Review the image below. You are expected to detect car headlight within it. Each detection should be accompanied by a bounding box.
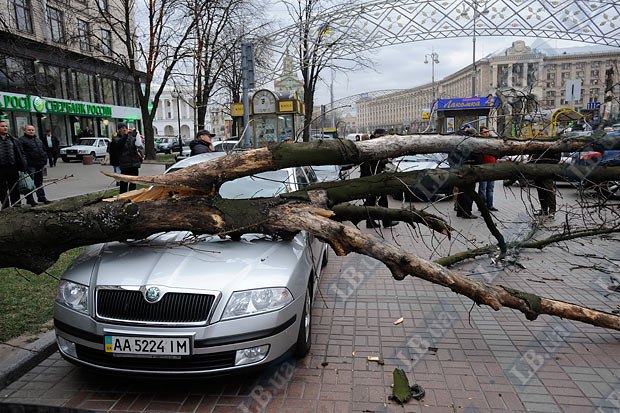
[78,149,89,154]
[56,280,89,314]
[60,148,66,154]
[222,288,292,320]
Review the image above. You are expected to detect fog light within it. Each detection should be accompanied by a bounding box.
[57,336,77,358]
[235,345,270,366]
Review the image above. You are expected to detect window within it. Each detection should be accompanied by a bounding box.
[590,88,600,96]
[546,81,555,88]
[545,64,556,71]
[591,70,600,78]
[546,91,556,98]
[77,19,90,51]
[561,72,570,80]
[576,71,584,78]
[101,29,112,56]
[47,7,65,43]
[546,73,555,81]
[166,100,172,118]
[592,79,599,85]
[576,62,585,69]
[592,61,600,68]
[561,63,571,70]
[75,71,91,101]
[14,0,33,33]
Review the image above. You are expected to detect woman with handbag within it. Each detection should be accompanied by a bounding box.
[0,120,28,209]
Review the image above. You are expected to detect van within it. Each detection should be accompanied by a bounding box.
[345,133,362,141]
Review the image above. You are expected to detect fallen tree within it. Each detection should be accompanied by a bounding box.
[3,134,620,331]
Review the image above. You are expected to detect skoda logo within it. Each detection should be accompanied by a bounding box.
[32,97,45,112]
[145,287,161,303]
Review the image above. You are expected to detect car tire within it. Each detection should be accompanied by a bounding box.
[90,151,96,159]
[294,285,312,358]
[61,156,69,163]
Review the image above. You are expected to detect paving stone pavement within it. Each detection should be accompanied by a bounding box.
[1,176,619,412]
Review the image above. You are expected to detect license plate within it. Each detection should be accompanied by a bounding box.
[104,336,191,355]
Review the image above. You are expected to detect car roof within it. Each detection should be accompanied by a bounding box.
[166,152,226,171]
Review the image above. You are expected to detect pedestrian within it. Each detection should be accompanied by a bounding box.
[0,120,27,209]
[450,126,482,219]
[477,126,498,211]
[189,130,216,155]
[108,131,122,186]
[19,125,51,206]
[43,130,60,167]
[115,123,144,194]
[530,149,561,216]
[360,128,398,229]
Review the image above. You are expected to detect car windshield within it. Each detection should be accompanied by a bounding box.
[219,170,289,199]
[79,139,96,146]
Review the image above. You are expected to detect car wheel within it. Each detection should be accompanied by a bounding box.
[61,156,69,163]
[90,152,96,158]
[294,284,312,358]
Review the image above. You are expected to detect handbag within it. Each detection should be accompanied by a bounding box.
[18,171,35,195]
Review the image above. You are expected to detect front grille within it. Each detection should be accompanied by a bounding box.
[67,150,77,155]
[97,289,215,323]
[75,344,236,371]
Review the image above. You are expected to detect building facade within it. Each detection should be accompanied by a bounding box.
[152,86,195,140]
[357,41,620,133]
[0,0,142,145]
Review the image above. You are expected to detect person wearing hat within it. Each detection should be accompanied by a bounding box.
[189,130,216,156]
[113,122,144,194]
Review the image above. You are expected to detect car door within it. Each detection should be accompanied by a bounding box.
[295,166,324,271]
[96,139,108,156]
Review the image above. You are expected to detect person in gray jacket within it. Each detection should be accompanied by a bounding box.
[19,125,50,206]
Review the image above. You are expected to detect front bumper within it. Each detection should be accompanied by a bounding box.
[53,299,302,375]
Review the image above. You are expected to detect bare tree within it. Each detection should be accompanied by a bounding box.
[280,0,371,141]
[91,0,200,159]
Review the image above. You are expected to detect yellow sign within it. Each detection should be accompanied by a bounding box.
[231,103,244,117]
[421,111,430,119]
[278,101,294,112]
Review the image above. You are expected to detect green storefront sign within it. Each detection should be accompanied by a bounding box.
[0,92,114,118]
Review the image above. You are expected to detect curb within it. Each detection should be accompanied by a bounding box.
[0,331,58,390]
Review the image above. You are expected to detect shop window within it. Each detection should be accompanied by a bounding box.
[76,71,91,101]
[48,7,65,43]
[45,65,61,99]
[5,56,34,94]
[13,0,33,33]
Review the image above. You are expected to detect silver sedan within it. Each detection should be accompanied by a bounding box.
[54,153,328,375]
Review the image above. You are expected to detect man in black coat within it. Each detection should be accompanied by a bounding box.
[0,120,27,208]
[189,130,216,155]
[360,128,398,229]
[43,130,60,167]
[530,150,561,216]
[19,125,50,206]
[114,123,144,194]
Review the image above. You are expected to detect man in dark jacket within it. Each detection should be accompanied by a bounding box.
[189,130,216,155]
[19,125,50,206]
[115,123,144,194]
[0,120,27,208]
[43,130,60,167]
[530,150,561,216]
[360,128,398,229]
[451,127,483,219]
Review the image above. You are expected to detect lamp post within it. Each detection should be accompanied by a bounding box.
[171,89,183,155]
[424,49,439,132]
[462,0,488,97]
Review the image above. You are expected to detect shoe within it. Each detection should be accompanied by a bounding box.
[489,207,499,211]
[365,220,381,228]
[383,221,399,228]
[27,201,38,206]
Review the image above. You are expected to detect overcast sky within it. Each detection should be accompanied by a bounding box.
[263,2,614,106]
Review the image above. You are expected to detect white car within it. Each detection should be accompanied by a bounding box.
[60,138,110,162]
[53,153,329,375]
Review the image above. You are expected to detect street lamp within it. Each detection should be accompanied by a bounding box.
[171,89,183,154]
[461,0,488,96]
[424,49,439,131]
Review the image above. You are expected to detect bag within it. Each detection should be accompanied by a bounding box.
[18,172,35,195]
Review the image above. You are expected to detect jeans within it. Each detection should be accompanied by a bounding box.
[0,166,20,208]
[25,165,47,203]
[478,181,495,208]
[119,166,139,194]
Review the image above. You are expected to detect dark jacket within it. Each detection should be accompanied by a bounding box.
[43,134,60,155]
[0,134,27,171]
[189,139,214,156]
[19,135,48,167]
[108,135,123,167]
[116,133,144,169]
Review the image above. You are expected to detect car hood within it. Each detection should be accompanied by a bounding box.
[62,145,94,151]
[64,232,309,292]
[396,161,439,171]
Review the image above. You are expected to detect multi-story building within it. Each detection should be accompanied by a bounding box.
[0,0,142,145]
[357,40,620,133]
[152,86,195,140]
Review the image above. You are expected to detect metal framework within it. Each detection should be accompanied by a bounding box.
[267,0,620,72]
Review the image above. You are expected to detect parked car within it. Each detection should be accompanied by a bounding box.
[312,164,342,182]
[177,139,240,160]
[54,152,328,375]
[386,153,452,201]
[155,137,176,154]
[60,138,110,162]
